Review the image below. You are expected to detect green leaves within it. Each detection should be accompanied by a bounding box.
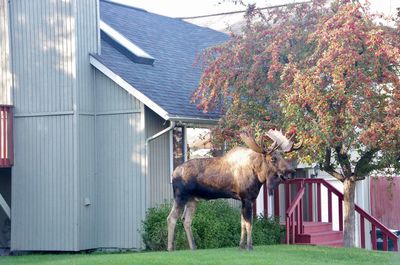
[141,201,281,250]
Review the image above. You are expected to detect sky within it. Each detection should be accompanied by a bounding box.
[112,0,399,18]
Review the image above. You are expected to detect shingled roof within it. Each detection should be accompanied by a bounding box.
[91,0,228,123]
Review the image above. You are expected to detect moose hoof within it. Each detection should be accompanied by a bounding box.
[246,245,253,251]
[239,243,246,250]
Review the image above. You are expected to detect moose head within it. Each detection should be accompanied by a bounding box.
[240,129,303,194]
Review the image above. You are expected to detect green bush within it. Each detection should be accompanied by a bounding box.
[141,200,283,251]
[252,214,283,245]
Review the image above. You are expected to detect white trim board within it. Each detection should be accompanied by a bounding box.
[90,56,170,120]
[100,20,154,62]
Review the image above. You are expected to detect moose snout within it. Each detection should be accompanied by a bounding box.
[278,173,286,181]
[285,168,297,179]
[278,169,296,181]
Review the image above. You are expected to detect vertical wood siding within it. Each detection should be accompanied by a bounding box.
[10,0,77,251]
[78,115,96,249]
[95,70,141,113]
[370,177,400,229]
[0,0,11,104]
[95,70,145,249]
[145,107,173,207]
[10,0,75,114]
[10,0,99,251]
[75,0,98,250]
[12,115,76,250]
[76,0,98,112]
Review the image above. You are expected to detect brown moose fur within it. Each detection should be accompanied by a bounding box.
[167,145,296,251]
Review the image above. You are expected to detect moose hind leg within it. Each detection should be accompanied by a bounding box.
[167,201,183,251]
[242,200,253,250]
[183,199,197,250]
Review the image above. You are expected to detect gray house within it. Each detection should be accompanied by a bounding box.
[0,0,227,251]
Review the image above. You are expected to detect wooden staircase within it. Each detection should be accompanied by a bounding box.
[282,178,398,251]
[296,222,343,247]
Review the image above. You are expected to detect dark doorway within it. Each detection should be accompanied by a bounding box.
[0,168,11,249]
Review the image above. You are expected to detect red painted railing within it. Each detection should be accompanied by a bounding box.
[0,105,13,167]
[286,184,305,244]
[275,178,398,251]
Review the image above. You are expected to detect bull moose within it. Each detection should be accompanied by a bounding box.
[167,129,302,251]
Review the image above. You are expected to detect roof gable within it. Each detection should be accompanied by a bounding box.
[94,0,228,123]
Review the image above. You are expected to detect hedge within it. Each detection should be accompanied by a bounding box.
[142,200,283,251]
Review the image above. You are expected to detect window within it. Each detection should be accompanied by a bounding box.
[172,126,185,170]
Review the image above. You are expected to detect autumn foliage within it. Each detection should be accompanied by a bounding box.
[193,0,400,176]
[193,0,400,247]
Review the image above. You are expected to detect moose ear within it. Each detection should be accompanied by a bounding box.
[240,132,264,154]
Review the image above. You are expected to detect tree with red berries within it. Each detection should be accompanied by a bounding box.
[193,0,400,247]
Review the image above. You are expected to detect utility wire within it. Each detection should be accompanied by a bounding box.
[177,1,311,19]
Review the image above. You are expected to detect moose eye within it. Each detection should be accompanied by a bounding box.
[271,157,277,163]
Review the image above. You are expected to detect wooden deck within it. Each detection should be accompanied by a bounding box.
[0,105,13,168]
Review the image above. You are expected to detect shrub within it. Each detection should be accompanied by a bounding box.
[191,200,241,249]
[142,200,283,251]
[141,202,184,251]
[252,214,283,245]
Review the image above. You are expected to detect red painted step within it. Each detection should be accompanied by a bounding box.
[318,239,344,247]
[297,230,343,244]
[295,221,344,246]
[302,222,332,234]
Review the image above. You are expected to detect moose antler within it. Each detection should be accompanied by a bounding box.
[265,129,303,153]
[240,132,264,154]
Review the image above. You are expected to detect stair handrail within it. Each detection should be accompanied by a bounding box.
[283,178,398,251]
[319,178,399,251]
[285,184,305,244]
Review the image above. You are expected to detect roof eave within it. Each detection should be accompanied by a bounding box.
[169,116,219,127]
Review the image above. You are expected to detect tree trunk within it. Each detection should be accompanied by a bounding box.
[343,178,356,247]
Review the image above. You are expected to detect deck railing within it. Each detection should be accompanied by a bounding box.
[0,105,13,167]
[285,184,305,244]
[274,178,398,251]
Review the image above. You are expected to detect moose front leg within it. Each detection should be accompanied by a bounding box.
[240,200,253,250]
[239,214,246,249]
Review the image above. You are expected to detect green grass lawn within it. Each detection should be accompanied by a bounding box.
[2,245,399,265]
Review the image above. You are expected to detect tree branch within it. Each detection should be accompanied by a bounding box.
[335,145,352,178]
[322,148,345,181]
[354,149,379,178]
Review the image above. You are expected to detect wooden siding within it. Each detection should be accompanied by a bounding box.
[0,0,11,105]
[10,0,76,114]
[95,70,141,113]
[370,177,400,229]
[77,0,98,112]
[78,115,96,250]
[145,107,173,207]
[75,0,98,250]
[12,115,76,251]
[10,0,99,251]
[94,69,145,249]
